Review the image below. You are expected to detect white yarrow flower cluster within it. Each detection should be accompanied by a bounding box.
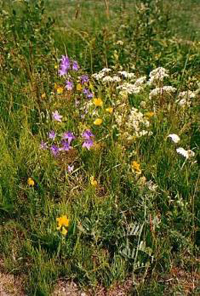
[92,68,112,80]
[176,90,196,107]
[118,71,135,79]
[149,67,169,85]
[149,86,176,99]
[167,134,180,143]
[176,148,195,159]
[117,76,146,96]
[115,107,152,141]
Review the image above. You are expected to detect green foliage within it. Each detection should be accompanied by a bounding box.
[0,0,199,295]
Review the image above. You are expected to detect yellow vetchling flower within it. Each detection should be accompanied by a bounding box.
[132,161,142,175]
[56,215,69,236]
[90,176,98,187]
[105,107,113,114]
[56,86,64,95]
[41,93,46,99]
[27,177,35,186]
[93,118,103,125]
[145,112,154,118]
[93,98,103,107]
[76,83,82,91]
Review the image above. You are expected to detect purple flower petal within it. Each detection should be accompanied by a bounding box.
[65,80,74,91]
[62,131,75,145]
[48,131,56,140]
[82,129,94,140]
[72,61,79,71]
[80,75,89,84]
[50,145,59,156]
[40,141,48,150]
[60,140,70,151]
[82,139,94,150]
[52,110,62,122]
[67,165,74,173]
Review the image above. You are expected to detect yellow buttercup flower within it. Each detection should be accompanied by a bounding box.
[56,215,69,236]
[56,86,64,95]
[145,112,154,118]
[41,93,46,99]
[93,118,103,125]
[105,107,113,114]
[93,98,103,107]
[90,176,98,187]
[61,227,68,236]
[76,83,82,91]
[132,161,142,175]
[27,177,35,186]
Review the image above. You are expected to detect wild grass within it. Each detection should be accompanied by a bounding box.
[0,0,200,295]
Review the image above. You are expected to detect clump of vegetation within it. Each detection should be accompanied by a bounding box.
[0,0,199,295]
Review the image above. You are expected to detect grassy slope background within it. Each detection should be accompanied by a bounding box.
[0,0,200,295]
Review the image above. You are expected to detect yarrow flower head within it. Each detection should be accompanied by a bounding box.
[52,110,62,122]
[167,134,180,144]
[176,148,195,159]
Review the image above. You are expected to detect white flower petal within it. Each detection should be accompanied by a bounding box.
[168,134,180,143]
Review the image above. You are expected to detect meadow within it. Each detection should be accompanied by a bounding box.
[0,0,200,295]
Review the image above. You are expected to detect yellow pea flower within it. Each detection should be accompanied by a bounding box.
[41,93,46,99]
[145,112,154,118]
[105,107,113,114]
[56,215,69,236]
[93,98,103,107]
[57,87,64,95]
[27,178,35,187]
[93,118,103,126]
[132,161,142,175]
[90,176,98,187]
[76,83,82,91]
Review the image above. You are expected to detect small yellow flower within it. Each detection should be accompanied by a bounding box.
[54,65,58,69]
[93,98,103,107]
[89,83,94,91]
[56,87,64,95]
[61,227,68,236]
[105,107,113,114]
[56,215,69,236]
[76,83,82,91]
[90,176,98,187]
[145,112,154,118]
[41,93,46,99]
[27,177,35,187]
[93,118,103,126]
[132,161,142,175]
